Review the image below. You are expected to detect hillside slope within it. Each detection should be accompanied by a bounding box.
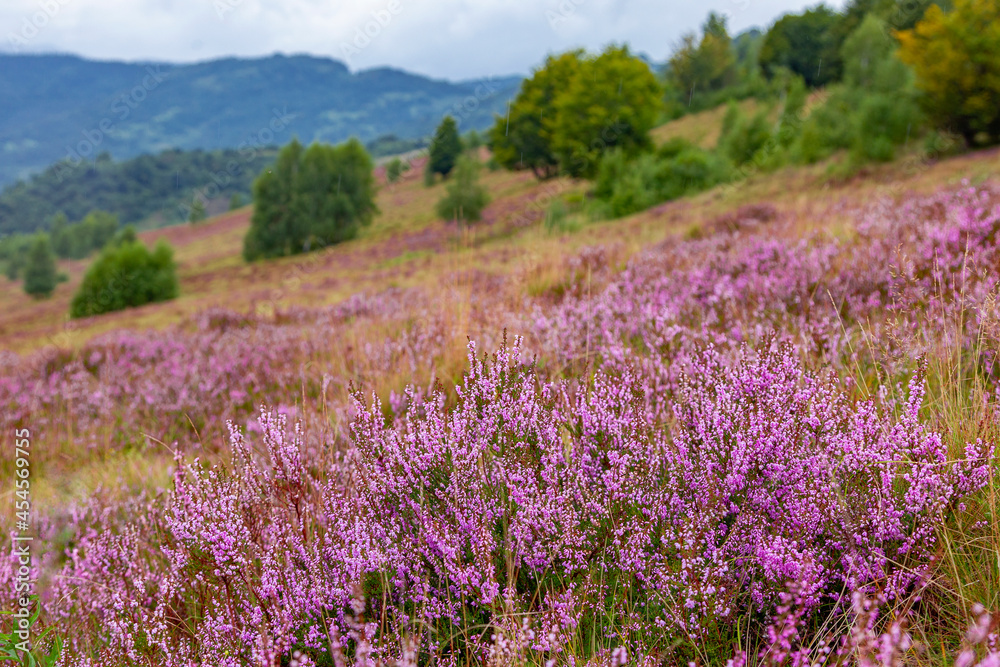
[0,52,521,187]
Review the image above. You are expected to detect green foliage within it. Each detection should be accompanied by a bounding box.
[489,51,583,180]
[112,225,138,246]
[0,234,32,280]
[842,15,905,91]
[70,239,179,318]
[759,6,841,87]
[897,0,1000,145]
[188,199,207,224]
[718,108,774,165]
[385,158,405,184]
[850,93,921,162]
[435,155,490,223]
[463,130,482,151]
[0,147,278,236]
[594,145,731,217]
[50,210,119,260]
[243,138,377,262]
[428,116,462,178]
[23,234,57,299]
[229,193,243,210]
[0,597,62,666]
[775,76,808,148]
[796,87,858,162]
[668,13,737,101]
[552,45,663,178]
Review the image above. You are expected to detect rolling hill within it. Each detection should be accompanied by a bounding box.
[0,52,521,188]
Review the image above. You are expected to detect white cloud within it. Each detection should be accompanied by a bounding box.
[1,0,845,79]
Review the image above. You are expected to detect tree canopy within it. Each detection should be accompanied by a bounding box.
[23,235,57,299]
[243,138,378,261]
[551,45,663,178]
[428,117,463,179]
[489,51,583,180]
[759,6,842,87]
[897,0,1000,145]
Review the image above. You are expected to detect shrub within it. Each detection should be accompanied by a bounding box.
[243,138,377,261]
[70,239,179,318]
[22,235,57,299]
[385,157,404,184]
[851,93,922,163]
[435,155,490,223]
[595,146,731,217]
[719,109,773,165]
[793,87,858,163]
[50,210,119,260]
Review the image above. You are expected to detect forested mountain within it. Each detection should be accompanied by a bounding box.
[0,52,520,188]
[0,148,280,234]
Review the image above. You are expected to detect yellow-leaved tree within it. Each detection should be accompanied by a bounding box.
[896,0,1000,146]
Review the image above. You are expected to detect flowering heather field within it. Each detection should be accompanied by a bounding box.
[2,176,1000,665]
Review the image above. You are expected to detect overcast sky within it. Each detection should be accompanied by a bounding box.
[2,0,842,81]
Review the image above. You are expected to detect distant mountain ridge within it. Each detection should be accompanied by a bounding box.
[0,52,522,188]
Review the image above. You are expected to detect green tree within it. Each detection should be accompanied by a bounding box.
[464,130,482,152]
[759,6,841,87]
[112,225,138,246]
[23,235,57,299]
[842,15,912,92]
[897,0,1000,146]
[385,157,404,184]
[229,193,243,210]
[49,212,70,257]
[245,139,303,260]
[669,12,737,101]
[243,138,377,261]
[552,45,663,178]
[489,50,583,179]
[435,155,490,223]
[718,107,773,165]
[188,198,207,223]
[71,210,119,258]
[428,116,462,178]
[0,235,32,280]
[70,239,179,318]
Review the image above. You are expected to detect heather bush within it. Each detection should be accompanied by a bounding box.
[3,182,1000,666]
[37,339,993,665]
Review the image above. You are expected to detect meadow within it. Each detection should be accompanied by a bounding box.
[2,108,1000,665]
